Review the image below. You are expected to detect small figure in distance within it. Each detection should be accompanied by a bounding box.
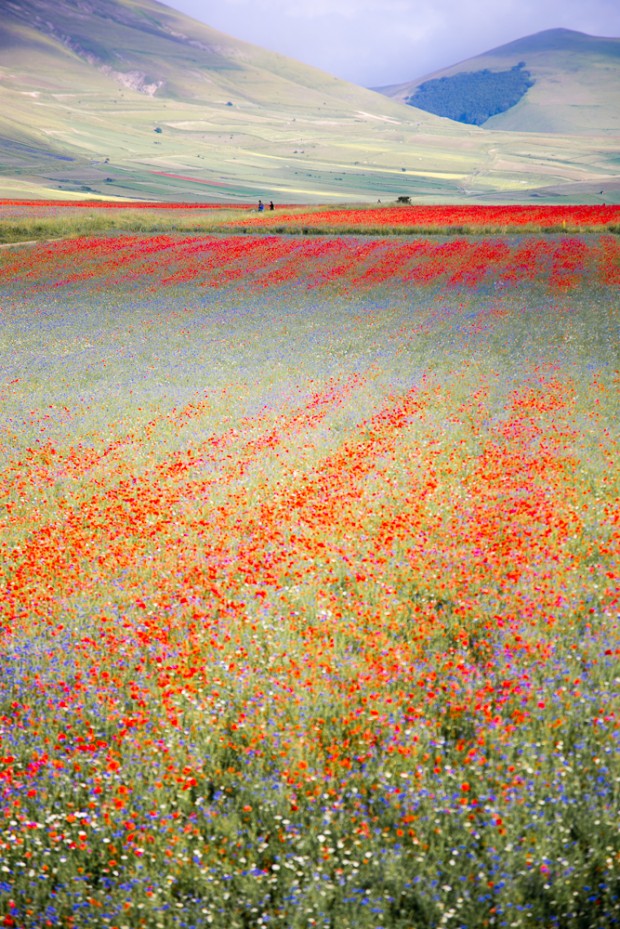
[269,201,275,210]
[258,200,264,212]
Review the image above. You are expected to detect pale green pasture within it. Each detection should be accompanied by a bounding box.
[2,22,620,203]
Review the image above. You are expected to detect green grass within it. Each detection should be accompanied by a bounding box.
[0,210,237,243]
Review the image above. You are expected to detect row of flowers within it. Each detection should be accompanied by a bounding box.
[1,234,618,291]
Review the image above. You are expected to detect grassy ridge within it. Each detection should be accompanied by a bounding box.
[379,29,620,136]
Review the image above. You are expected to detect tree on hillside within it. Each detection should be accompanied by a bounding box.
[406,63,534,125]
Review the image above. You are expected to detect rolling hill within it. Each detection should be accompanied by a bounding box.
[377,29,620,136]
[0,4,619,202]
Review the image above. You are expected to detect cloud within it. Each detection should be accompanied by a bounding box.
[170,0,620,85]
[215,0,413,15]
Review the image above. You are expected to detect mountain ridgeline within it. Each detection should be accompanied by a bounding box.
[406,63,535,126]
[378,29,620,135]
[0,4,618,202]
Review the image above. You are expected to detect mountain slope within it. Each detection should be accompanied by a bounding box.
[377,29,620,135]
[0,5,618,202]
[0,0,478,200]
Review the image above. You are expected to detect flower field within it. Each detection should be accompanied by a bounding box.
[232,205,620,235]
[1,203,618,244]
[0,230,619,928]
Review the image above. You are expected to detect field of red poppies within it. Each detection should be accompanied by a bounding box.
[1,202,618,243]
[0,223,619,928]
[232,204,620,234]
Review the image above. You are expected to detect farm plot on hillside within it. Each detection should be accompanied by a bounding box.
[0,233,619,928]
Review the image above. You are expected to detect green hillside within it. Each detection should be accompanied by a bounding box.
[378,29,620,136]
[0,7,618,202]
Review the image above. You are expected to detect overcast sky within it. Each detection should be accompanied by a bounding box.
[164,0,620,86]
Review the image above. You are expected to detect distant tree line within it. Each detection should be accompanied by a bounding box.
[406,62,535,125]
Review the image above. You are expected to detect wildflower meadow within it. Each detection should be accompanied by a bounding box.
[0,213,619,928]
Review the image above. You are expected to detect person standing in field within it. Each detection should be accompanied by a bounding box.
[258,200,264,212]
[269,201,275,210]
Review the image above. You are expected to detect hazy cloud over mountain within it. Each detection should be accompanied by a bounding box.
[167,0,620,85]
